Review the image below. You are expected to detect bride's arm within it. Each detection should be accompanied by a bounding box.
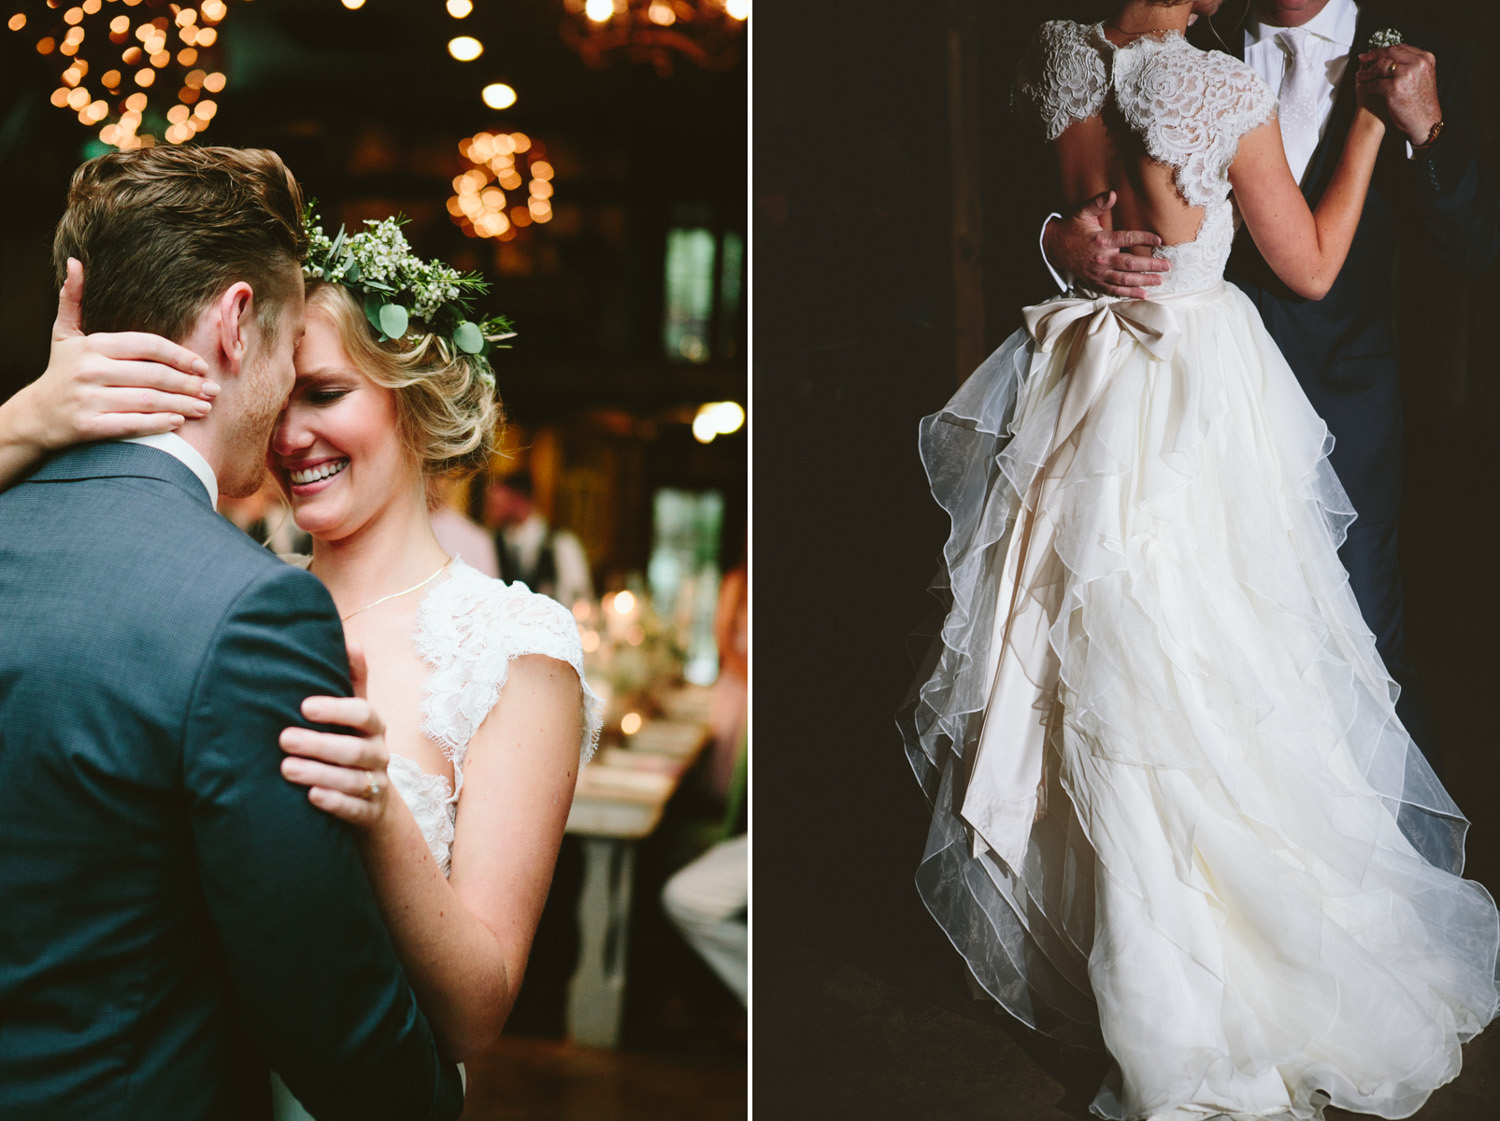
[0,259,216,488]
[283,654,582,1061]
[1230,101,1387,300]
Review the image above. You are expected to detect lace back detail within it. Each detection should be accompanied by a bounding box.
[1015,21,1277,297]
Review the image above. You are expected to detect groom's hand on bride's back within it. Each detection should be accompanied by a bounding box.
[31,256,219,446]
[1043,191,1172,299]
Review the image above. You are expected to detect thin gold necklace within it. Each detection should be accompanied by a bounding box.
[339,557,454,622]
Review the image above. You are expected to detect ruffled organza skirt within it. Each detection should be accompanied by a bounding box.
[899,283,1499,1120]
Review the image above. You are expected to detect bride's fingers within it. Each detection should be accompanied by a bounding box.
[301,694,383,737]
[52,258,84,342]
[93,384,213,420]
[279,725,386,769]
[89,331,210,379]
[280,755,385,795]
[306,785,384,827]
[80,411,187,440]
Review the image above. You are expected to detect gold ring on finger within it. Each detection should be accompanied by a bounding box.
[1388,62,1397,77]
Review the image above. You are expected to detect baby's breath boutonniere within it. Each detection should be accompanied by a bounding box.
[1367,28,1404,49]
[302,204,514,389]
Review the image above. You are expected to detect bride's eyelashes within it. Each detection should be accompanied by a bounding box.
[309,387,351,406]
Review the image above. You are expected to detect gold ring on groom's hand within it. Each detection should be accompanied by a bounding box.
[1388,62,1398,77]
[360,771,383,800]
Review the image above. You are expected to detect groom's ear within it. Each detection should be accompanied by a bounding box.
[210,282,256,376]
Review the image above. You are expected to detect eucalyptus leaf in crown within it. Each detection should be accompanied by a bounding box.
[302,206,514,389]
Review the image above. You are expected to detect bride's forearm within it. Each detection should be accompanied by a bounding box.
[0,386,52,490]
[356,794,518,1062]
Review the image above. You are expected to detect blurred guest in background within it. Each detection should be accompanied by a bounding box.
[706,553,748,800]
[485,470,594,606]
[219,478,312,556]
[431,480,500,578]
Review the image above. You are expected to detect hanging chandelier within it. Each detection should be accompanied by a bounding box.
[559,0,747,76]
[448,131,555,242]
[8,0,245,150]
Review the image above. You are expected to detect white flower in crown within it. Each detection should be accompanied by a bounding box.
[301,204,514,393]
[1367,28,1404,48]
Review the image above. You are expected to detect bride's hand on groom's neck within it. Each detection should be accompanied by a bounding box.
[0,258,219,487]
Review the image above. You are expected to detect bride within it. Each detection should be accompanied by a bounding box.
[900,0,1498,1117]
[0,214,602,1115]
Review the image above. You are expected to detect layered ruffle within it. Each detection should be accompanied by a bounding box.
[899,284,1499,1120]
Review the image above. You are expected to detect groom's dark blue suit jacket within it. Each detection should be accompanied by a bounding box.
[0,442,463,1121]
[1212,3,1500,529]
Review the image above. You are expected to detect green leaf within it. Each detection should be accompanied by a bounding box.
[379,302,409,339]
[453,320,484,354]
[344,259,361,283]
[364,292,385,332]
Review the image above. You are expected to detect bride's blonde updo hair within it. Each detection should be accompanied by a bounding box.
[306,278,503,488]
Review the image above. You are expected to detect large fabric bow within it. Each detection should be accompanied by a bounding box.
[958,292,1188,872]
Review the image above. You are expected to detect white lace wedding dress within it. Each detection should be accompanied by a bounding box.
[901,21,1499,1121]
[272,556,602,1120]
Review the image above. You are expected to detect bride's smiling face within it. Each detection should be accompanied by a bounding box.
[269,310,420,540]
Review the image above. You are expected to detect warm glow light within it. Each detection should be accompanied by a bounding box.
[510,131,530,153]
[585,0,613,22]
[194,99,217,120]
[8,12,24,32]
[341,0,366,8]
[481,82,516,110]
[125,92,147,111]
[195,26,217,46]
[109,15,128,33]
[647,1,675,26]
[135,68,155,87]
[446,0,472,16]
[63,8,84,27]
[204,71,226,92]
[185,69,206,89]
[177,47,197,65]
[86,99,108,121]
[176,8,198,26]
[122,46,142,64]
[620,712,642,735]
[101,69,120,87]
[572,601,593,622]
[82,0,102,14]
[581,630,601,653]
[530,180,553,199]
[66,87,89,110]
[530,160,553,180]
[725,0,749,17]
[167,104,189,124]
[693,400,745,442]
[448,35,482,61]
[201,0,227,20]
[613,590,636,614]
[150,50,169,67]
[50,87,70,107]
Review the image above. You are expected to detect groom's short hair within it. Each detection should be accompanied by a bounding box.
[52,146,308,344]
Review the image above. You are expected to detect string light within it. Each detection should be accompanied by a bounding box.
[450,131,557,242]
[448,35,482,61]
[9,1,246,148]
[446,0,473,16]
[481,82,516,110]
[561,0,746,74]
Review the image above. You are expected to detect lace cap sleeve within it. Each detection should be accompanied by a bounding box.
[416,564,603,767]
[1014,20,1108,142]
[1113,42,1279,207]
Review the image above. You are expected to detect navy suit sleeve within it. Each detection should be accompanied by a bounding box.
[1388,34,1500,275]
[183,564,463,1121]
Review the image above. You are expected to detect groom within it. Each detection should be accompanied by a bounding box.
[1041,0,1500,761]
[0,148,462,1120]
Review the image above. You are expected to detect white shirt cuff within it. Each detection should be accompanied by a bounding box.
[1039,212,1073,294]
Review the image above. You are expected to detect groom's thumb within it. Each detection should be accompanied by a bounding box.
[1077,190,1116,223]
[345,636,369,700]
[52,257,84,342]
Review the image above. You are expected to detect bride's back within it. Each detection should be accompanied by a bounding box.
[1016,20,1277,291]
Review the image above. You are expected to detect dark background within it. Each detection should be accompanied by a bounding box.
[753,1,1500,1116]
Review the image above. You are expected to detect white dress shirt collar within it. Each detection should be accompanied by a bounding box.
[122,432,219,507]
[1246,0,1358,53]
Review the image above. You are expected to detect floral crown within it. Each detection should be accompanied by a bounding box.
[302,206,514,390]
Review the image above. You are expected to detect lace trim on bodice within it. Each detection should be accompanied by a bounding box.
[1015,21,1277,297]
[282,554,602,875]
